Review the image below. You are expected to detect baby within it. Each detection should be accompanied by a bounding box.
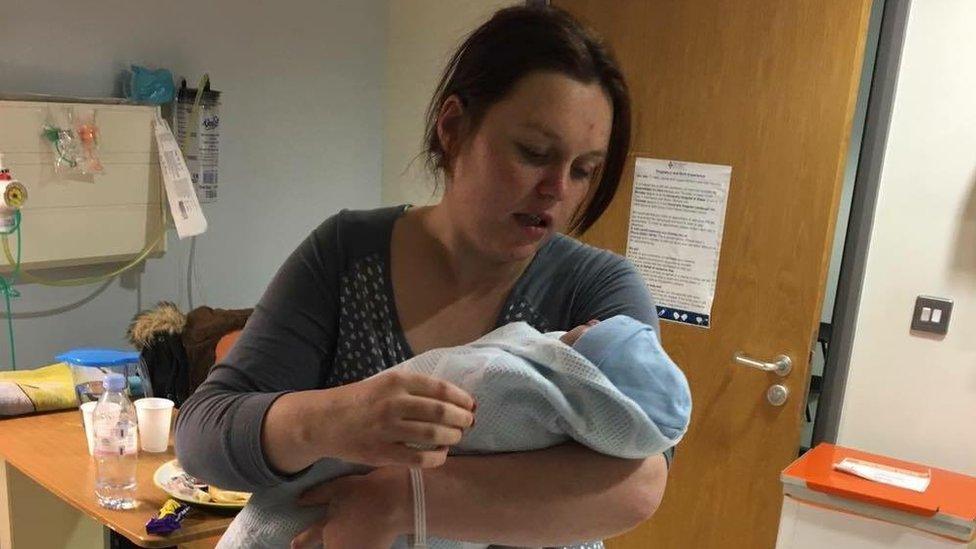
[217,315,691,548]
[556,315,691,450]
[407,314,692,459]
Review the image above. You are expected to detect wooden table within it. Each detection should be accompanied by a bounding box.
[0,410,233,548]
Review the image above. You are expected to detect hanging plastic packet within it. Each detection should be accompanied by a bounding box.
[42,107,83,174]
[75,108,103,174]
[173,79,220,203]
[41,107,103,175]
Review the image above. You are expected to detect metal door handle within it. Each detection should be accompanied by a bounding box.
[733,352,792,377]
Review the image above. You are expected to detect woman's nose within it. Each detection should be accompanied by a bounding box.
[536,165,570,200]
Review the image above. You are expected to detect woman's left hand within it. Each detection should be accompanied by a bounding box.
[291,468,410,549]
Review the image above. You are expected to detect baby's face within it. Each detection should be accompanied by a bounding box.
[559,319,600,346]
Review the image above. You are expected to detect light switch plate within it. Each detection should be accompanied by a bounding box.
[911,296,953,335]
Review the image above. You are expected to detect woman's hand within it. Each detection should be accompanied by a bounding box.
[310,369,476,468]
[263,368,476,476]
[290,467,410,549]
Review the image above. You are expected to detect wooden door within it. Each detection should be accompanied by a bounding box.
[554,1,874,548]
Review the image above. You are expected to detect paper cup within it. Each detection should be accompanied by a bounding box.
[80,401,98,456]
[134,397,174,453]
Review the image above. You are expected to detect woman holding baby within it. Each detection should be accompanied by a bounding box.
[177,6,672,548]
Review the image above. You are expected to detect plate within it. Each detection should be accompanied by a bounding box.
[152,459,250,510]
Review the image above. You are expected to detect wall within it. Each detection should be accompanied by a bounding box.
[837,0,976,475]
[382,0,515,207]
[0,0,385,368]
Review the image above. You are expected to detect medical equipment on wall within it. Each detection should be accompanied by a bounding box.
[0,137,163,369]
[0,98,169,370]
[41,106,103,175]
[0,72,217,371]
[0,154,24,369]
[174,76,220,203]
[0,155,27,233]
[0,100,166,287]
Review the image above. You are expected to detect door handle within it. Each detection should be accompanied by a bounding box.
[733,352,792,377]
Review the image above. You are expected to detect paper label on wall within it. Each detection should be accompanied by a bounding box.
[153,114,208,239]
[626,158,731,328]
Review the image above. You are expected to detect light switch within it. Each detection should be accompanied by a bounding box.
[911,296,953,335]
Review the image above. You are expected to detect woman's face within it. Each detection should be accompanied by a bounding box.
[439,71,613,263]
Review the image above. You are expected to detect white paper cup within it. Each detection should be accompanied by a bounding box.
[80,401,98,456]
[134,397,174,453]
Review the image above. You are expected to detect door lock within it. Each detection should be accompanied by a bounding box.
[767,384,789,406]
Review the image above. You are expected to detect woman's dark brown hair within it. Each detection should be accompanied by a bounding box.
[423,5,631,235]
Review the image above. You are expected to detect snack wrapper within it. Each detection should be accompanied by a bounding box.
[146,498,190,535]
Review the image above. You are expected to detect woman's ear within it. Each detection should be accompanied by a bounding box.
[435,95,466,171]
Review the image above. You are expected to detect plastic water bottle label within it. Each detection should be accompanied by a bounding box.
[94,402,138,456]
[95,421,138,456]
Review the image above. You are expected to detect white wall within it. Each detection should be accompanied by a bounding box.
[837,0,976,475]
[382,0,515,207]
[1,0,385,368]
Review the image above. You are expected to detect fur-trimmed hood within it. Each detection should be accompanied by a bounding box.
[126,301,186,350]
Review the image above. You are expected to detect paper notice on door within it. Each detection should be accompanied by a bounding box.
[625,158,731,328]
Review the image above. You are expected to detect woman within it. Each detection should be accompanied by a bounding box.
[176,6,669,548]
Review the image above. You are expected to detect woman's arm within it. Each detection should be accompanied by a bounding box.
[297,444,667,547]
[175,216,343,490]
[260,389,329,474]
[263,369,475,475]
[421,444,667,544]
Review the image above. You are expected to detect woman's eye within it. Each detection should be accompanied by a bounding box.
[571,165,596,181]
[518,144,549,164]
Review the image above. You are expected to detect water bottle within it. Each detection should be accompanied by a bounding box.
[93,373,139,509]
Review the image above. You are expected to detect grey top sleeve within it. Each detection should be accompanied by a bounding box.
[175,214,343,490]
[526,235,660,333]
[570,253,660,334]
